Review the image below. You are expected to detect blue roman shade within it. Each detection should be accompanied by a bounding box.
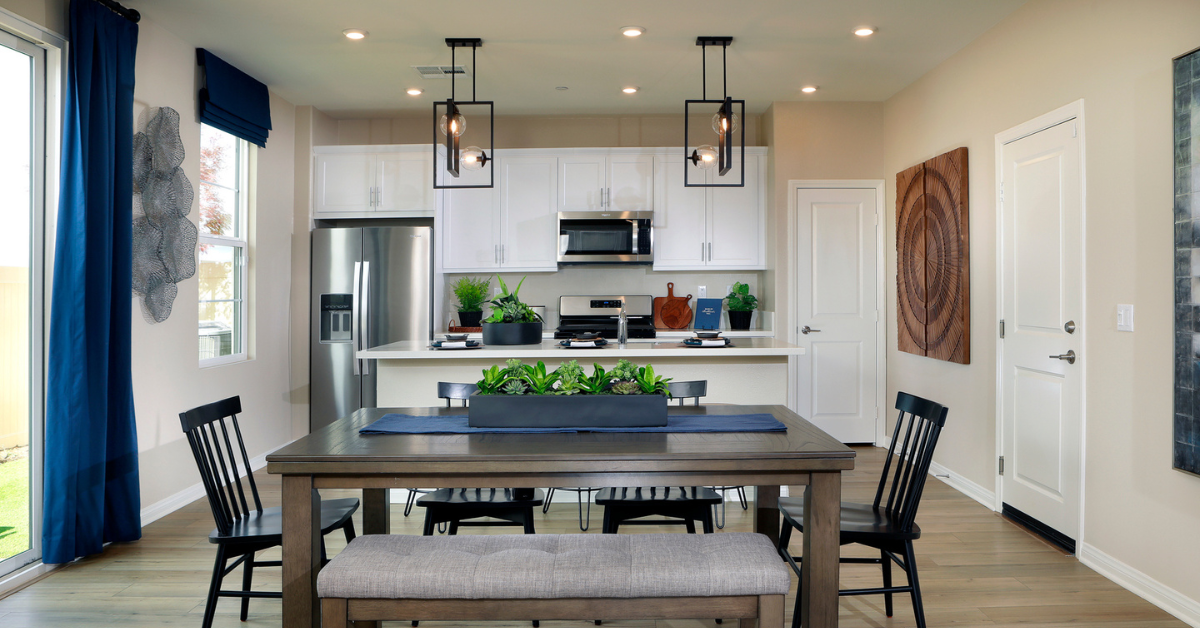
[196,48,271,147]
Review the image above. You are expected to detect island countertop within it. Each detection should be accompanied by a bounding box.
[358,337,804,359]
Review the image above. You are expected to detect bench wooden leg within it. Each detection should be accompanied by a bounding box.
[758,594,784,628]
[322,597,348,628]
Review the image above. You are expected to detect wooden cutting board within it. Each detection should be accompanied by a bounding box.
[654,282,693,329]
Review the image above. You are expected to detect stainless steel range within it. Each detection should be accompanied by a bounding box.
[554,295,657,339]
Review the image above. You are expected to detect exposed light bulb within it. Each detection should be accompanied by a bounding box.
[801,86,818,94]
[854,27,875,37]
[342,29,368,40]
[621,26,645,37]
[439,112,467,137]
[461,146,488,171]
[406,88,423,96]
[712,111,739,134]
[622,86,639,94]
[691,145,719,169]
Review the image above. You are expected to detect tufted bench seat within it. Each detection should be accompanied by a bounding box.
[317,532,791,628]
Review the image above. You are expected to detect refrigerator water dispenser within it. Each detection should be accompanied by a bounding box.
[320,294,353,343]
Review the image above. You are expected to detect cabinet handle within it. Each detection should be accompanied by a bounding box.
[701,242,706,261]
[708,242,712,260]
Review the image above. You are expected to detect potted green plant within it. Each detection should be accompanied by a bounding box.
[469,359,671,428]
[481,275,544,345]
[451,276,490,328]
[725,282,758,330]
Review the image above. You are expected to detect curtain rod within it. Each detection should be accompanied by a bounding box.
[93,0,141,23]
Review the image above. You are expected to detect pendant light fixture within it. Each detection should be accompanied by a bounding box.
[433,38,494,189]
[684,36,745,187]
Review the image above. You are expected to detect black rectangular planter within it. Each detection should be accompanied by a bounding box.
[468,393,668,428]
[482,321,543,345]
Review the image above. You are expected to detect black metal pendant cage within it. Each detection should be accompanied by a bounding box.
[433,38,494,189]
[684,36,745,187]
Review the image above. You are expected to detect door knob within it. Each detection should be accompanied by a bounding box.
[1049,350,1076,364]
[801,326,821,335]
[1064,320,1076,334]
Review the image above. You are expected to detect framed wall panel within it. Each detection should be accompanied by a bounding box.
[1172,48,1200,475]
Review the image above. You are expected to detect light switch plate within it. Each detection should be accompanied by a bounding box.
[698,285,707,298]
[1117,304,1134,332]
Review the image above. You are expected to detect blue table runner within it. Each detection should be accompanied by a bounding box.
[359,413,787,435]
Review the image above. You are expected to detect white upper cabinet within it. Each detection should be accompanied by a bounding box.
[313,153,373,213]
[558,153,654,212]
[652,149,766,271]
[501,156,559,270]
[440,185,500,271]
[313,146,435,218]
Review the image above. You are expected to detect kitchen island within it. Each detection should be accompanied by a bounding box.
[358,337,803,407]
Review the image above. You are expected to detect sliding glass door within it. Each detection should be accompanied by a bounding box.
[0,26,46,577]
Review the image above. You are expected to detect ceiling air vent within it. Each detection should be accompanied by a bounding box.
[412,65,468,79]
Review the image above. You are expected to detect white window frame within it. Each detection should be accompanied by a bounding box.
[198,124,251,367]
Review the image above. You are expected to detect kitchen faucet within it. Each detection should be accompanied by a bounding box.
[617,301,628,346]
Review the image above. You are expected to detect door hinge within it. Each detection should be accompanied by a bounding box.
[999,456,1005,476]
[999,319,1005,339]
[1072,122,1078,138]
[999,182,1005,205]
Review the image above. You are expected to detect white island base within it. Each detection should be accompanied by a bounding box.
[360,338,803,407]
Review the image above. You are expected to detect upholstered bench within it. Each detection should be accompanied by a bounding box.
[317,533,791,628]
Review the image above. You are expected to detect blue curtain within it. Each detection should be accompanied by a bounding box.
[43,0,141,564]
[197,48,271,147]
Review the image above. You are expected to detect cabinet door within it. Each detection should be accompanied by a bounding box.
[441,186,500,271]
[558,155,605,211]
[314,153,373,213]
[607,154,654,212]
[501,156,558,270]
[377,151,435,214]
[707,154,765,269]
[651,156,707,269]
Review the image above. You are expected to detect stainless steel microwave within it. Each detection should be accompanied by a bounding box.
[557,211,653,264]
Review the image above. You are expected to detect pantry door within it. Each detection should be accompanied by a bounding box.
[792,182,884,444]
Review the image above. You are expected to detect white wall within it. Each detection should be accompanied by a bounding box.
[130,17,298,511]
[882,0,1200,617]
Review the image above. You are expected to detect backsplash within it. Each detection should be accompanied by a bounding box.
[443,268,765,330]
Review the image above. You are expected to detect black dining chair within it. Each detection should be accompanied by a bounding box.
[414,382,544,535]
[180,396,359,628]
[777,391,948,628]
[401,382,479,523]
[669,380,749,528]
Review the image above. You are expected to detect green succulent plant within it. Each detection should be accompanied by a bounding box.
[476,364,516,395]
[579,363,613,395]
[502,358,525,380]
[725,282,759,312]
[501,379,528,395]
[611,359,639,382]
[483,275,544,324]
[521,360,560,395]
[634,364,672,395]
[451,276,491,312]
[555,360,586,382]
[611,381,642,395]
[555,376,583,395]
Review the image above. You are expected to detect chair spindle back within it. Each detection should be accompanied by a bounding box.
[438,382,479,407]
[666,380,707,406]
[179,396,262,537]
[873,392,948,532]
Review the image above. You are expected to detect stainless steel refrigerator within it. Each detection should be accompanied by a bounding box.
[310,226,433,431]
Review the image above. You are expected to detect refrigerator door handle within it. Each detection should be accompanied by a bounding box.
[361,261,371,375]
[351,261,362,376]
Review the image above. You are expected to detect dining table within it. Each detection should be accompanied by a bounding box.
[267,404,854,628]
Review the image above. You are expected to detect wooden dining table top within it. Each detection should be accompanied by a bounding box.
[266,404,855,473]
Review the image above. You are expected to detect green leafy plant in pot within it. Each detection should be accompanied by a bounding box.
[482,276,544,345]
[725,281,758,330]
[451,276,490,328]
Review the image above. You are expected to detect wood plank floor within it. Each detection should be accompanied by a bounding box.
[0,445,1185,627]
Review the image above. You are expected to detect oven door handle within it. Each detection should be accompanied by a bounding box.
[630,220,639,256]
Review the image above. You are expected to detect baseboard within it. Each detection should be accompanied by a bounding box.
[140,444,283,526]
[1079,542,1200,628]
[0,561,58,600]
[928,460,997,511]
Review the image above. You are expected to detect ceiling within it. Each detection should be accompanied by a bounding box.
[125,0,1027,117]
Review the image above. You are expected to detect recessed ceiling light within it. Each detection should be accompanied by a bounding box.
[343,29,368,40]
[622,86,639,94]
[621,26,645,37]
[854,27,875,37]
[406,88,423,96]
[556,86,569,91]
[801,86,818,93]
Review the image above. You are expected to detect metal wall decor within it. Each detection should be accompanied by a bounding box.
[131,107,198,323]
[896,147,970,364]
[1172,48,1200,475]
[433,38,494,189]
[684,36,745,187]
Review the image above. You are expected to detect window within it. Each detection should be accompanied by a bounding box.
[198,124,250,365]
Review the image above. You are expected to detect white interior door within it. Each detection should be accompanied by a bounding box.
[794,187,880,443]
[999,115,1083,544]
